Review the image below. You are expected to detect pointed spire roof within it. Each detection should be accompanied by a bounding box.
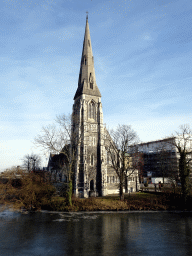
[74,16,101,100]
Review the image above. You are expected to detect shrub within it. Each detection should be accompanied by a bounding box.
[0,168,56,210]
[42,197,67,211]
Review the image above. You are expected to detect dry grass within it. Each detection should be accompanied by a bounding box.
[2,191,192,212]
[65,192,192,212]
[70,197,128,211]
[46,193,176,212]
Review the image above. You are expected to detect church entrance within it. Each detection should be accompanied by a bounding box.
[89,180,96,197]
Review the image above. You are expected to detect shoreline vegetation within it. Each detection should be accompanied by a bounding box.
[1,192,192,213]
[1,170,192,212]
[32,192,192,212]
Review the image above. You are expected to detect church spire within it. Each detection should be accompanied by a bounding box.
[74,16,101,100]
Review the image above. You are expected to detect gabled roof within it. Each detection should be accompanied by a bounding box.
[48,153,68,170]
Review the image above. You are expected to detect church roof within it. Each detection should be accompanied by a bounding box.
[74,16,101,100]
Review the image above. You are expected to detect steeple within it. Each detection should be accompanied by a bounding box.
[74,17,101,100]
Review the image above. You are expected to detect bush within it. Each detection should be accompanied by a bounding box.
[41,197,67,211]
[0,168,56,210]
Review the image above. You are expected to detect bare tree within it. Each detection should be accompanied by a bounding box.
[130,151,144,186]
[22,154,41,172]
[105,125,140,200]
[171,124,192,204]
[34,114,80,206]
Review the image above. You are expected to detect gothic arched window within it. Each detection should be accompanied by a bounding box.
[89,101,95,119]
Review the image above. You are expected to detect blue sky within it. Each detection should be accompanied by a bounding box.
[0,0,192,171]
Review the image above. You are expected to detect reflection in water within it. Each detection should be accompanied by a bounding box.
[1,208,192,256]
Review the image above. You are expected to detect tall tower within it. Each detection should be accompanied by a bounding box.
[72,16,107,198]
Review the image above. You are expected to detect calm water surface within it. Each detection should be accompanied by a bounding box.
[0,207,192,256]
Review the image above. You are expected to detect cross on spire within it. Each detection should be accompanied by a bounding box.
[86,11,88,20]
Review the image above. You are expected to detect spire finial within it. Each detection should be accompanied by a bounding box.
[86,11,88,21]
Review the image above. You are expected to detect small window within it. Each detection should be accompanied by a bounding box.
[90,154,94,166]
[107,153,110,164]
[84,146,87,155]
[113,176,115,183]
[89,73,93,89]
[88,40,90,47]
[93,137,96,146]
[107,176,109,183]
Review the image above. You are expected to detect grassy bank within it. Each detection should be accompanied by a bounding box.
[2,189,192,212]
[40,192,192,212]
[2,169,190,212]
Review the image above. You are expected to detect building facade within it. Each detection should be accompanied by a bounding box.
[137,138,179,183]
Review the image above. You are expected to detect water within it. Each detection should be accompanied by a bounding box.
[1,208,192,256]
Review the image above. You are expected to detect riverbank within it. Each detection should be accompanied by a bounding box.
[1,192,191,212]
[41,192,192,212]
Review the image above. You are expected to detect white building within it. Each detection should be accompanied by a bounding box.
[137,136,192,183]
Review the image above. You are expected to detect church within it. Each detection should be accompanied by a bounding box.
[71,16,139,198]
[48,16,139,198]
